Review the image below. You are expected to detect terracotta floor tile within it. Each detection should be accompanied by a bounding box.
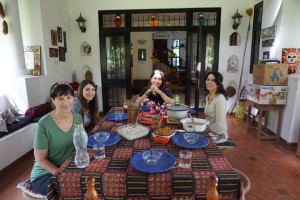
[292,170,300,184]
[245,192,266,200]
[260,174,290,189]
[286,180,300,198]
[277,195,299,200]
[251,182,280,200]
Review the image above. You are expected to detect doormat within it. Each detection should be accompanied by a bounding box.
[217,138,236,147]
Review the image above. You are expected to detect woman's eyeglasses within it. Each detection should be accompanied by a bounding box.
[206,78,215,82]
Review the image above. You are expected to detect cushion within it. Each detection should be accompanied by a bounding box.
[25,102,52,117]
[0,117,7,132]
[0,114,33,138]
[17,179,47,199]
[0,109,19,124]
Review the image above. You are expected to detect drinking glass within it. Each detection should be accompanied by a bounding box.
[179,150,192,168]
[114,111,123,125]
[93,132,109,160]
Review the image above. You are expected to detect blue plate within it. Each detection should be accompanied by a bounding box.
[131,150,176,173]
[188,109,196,115]
[172,134,209,148]
[106,113,128,121]
[140,105,149,111]
[87,133,121,147]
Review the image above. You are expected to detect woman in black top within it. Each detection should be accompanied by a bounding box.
[136,70,175,105]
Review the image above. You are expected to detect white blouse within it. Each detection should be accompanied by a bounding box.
[204,94,227,135]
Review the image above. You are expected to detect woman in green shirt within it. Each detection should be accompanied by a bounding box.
[204,72,228,144]
[30,82,83,195]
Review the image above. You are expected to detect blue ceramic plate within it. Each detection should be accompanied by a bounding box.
[172,134,209,148]
[131,150,176,173]
[140,105,149,111]
[106,113,128,121]
[188,109,196,115]
[87,133,121,147]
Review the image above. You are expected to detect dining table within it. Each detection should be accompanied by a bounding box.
[47,107,243,200]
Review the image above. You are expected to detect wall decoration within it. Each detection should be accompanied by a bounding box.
[262,39,274,47]
[57,27,62,42]
[49,48,58,57]
[282,48,300,74]
[229,32,241,46]
[263,51,270,59]
[261,25,276,39]
[24,46,41,75]
[59,47,66,61]
[227,55,238,72]
[138,49,146,61]
[63,31,67,51]
[81,41,92,56]
[51,30,58,46]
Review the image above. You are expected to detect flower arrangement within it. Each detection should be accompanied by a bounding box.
[144,98,167,116]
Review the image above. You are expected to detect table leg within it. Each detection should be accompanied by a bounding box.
[246,105,251,132]
[277,109,283,141]
[257,109,263,141]
[263,110,269,133]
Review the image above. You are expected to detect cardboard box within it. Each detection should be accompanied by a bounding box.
[247,84,287,105]
[253,64,288,86]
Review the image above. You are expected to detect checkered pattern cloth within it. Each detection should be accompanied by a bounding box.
[47,107,243,200]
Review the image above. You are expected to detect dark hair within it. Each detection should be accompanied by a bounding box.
[77,80,99,124]
[49,82,74,109]
[204,71,227,100]
[147,70,168,91]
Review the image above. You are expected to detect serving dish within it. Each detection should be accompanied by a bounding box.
[116,124,149,140]
[166,104,190,121]
[180,118,208,132]
[152,128,176,138]
[131,150,176,173]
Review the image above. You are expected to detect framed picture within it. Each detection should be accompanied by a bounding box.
[57,27,62,43]
[262,39,275,47]
[51,30,58,46]
[261,25,276,39]
[227,55,238,72]
[63,31,67,51]
[59,47,66,61]
[24,46,41,75]
[282,48,300,74]
[263,51,270,59]
[138,49,146,61]
[49,48,58,57]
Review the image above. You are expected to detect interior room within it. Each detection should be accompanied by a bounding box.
[0,0,300,199]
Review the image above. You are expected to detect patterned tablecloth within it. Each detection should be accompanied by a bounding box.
[47,107,243,200]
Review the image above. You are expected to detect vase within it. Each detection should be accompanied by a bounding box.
[151,114,161,129]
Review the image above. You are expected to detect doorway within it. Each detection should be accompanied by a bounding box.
[99,9,221,113]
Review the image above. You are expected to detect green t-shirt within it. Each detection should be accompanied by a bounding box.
[30,112,83,181]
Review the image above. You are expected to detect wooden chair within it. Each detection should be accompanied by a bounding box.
[243,99,258,127]
[234,168,251,195]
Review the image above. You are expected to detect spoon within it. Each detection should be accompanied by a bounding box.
[188,113,195,123]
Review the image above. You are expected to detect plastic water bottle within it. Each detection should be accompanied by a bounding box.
[73,123,89,168]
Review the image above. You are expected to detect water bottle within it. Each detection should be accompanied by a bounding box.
[73,123,89,168]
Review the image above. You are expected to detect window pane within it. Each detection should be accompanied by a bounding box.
[132,13,186,27]
[103,14,125,28]
[205,33,215,72]
[192,12,217,26]
[105,36,125,79]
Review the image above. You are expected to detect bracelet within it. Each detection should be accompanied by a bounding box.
[144,91,149,96]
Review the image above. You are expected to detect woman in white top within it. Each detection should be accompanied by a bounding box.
[204,71,228,144]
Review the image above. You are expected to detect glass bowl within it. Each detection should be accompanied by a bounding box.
[142,150,162,165]
[94,132,110,143]
[183,133,200,144]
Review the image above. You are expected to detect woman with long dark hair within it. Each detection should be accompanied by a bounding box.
[136,70,175,105]
[72,80,99,133]
[204,71,228,144]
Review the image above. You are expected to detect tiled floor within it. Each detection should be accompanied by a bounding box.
[0,115,299,200]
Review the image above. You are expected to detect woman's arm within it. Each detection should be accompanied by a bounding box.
[151,86,175,104]
[136,88,152,105]
[34,149,58,175]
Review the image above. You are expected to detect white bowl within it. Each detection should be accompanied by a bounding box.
[180,118,208,132]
